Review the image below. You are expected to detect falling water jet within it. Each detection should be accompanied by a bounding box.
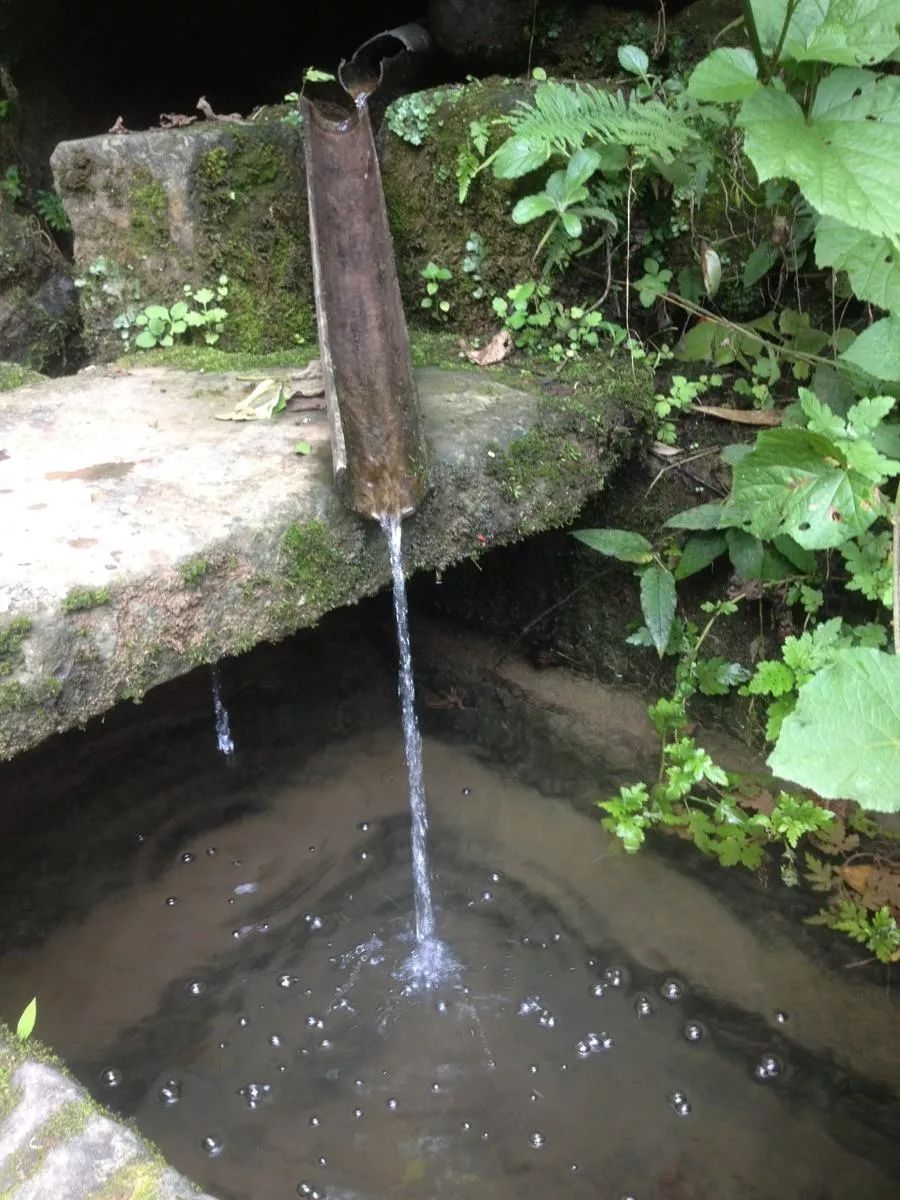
[210,666,234,759]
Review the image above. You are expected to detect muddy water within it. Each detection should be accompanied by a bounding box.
[1,648,899,1200]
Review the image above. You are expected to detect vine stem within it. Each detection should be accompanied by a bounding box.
[742,0,769,78]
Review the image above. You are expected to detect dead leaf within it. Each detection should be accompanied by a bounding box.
[108,115,129,134]
[215,378,287,421]
[651,442,683,458]
[694,405,781,426]
[841,864,874,895]
[458,329,513,367]
[197,96,244,123]
[855,866,900,912]
[158,112,197,129]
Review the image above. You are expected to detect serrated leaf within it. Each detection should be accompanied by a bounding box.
[778,0,900,67]
[737,74,900,242]
[16,997,36,1041]
[675,532,728,579]
[687,48,760,102]
[511,193,556,224]
[814,216,900,311]
[640,565,677,657]
[768,648,900,811]
[571,528,654,562]
[193,287,215,305]
[730,427,884,548]
[747,659,796,696]
[304,67,336,82]
[618,44,650,76]
[840,315,900,382]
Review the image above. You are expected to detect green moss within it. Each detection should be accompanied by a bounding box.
[61,586,110,614]
[0,677,61,714]
[201,146,229,185]
[117,344,318,372]
[280,521,370,612]
[128,169,169,252]
[179,556,210,587]
[94,1160,169,1200]
[409,330,471,370]
[0,617,31,676]
[0,361,45,390]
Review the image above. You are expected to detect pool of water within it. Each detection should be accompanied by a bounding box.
[1,626,899,1200]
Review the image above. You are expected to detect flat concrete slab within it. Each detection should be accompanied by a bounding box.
[0,361,645,758]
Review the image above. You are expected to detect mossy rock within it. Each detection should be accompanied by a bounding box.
[52,121,315,360]
[0,208,80,371]
[380,79,549,337]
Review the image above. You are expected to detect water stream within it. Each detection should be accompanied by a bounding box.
[210,665,235,759]
[381,513,456,987]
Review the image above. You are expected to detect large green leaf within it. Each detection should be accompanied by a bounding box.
[737,73,900,241]
[750,0,900,66]
[814,216,900,311]
[674,532,728,579]
[493,136,551,179]
[687,49,760,102]
[840,314,900,382]
[511,193,556,224]
[640,565,677,657]
[768,648,900,811]
[788,0,900,66]
[571,528,654,562]
[729,427,884,548]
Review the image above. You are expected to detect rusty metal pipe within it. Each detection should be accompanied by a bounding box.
[302,25,430,520]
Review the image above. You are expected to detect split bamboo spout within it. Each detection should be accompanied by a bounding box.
[302,25,431,520]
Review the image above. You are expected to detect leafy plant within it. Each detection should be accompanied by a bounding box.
[420,261,453,321]
[387,88,460,146]
[492,281,633,361]
[127,277,229,349]
[35,189,71,232]
[1,165,22,202]
[511,146,618,266]
[653,373,722,443]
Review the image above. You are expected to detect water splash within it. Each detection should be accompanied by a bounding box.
[210,666,235,758]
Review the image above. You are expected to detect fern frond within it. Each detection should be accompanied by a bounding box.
[503,82,697,170]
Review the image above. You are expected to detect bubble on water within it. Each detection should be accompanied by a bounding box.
[360,851,369,862]
[661,978,684,1002]
[233,882,258,896]
[462,787,472,796]
[269,1033,283,1047]
[358,821,370,832]
[310,1115,321,1127]
[386,1097,398,1111]
[436,1000,448,1014]
[529,1131,546,1149]
[669,1091,692,1117]
[99,1067,122,1088]
[528,1064,538,1075]
[481,1131,490,1141]
[603,966,627,988]
[157,1078,181,1106]
[634,993,656,1018]
[352,1107,364,1119]
[754,1054,783,1081]
[538,1010,556,1029]
[354,1078,365,1088]
[570,1163,579,1173]
[297,1182,324,1199]
[529,1089,541,1102]
[461,1121,472,1132]
[551,932,562,943]
[684,1021,705,1042]
[480,891,493,903]
[317,1156,327,1167]
[231,859,242,867]
[590,982,606,999]
[201,1134,224,1157]
[206,846,216,856]
[490,871,504,884]
[518,995,542,1017]
[431,1082,441,1093]
[164,897,178,907]
[774,1010,789,1024]
[238,1016,250,1028]
[575,1040,590,1058]
[277,974,297,989]
[180,852,195,864]
[238,1082,272,1110]
[578,1031,613,1055]
[308,846,316,854]
[320,1039,332,1050]
[304,914,324,931]
[136,833,145,843]
[306,1016,324,1029]
[185,980,207,997]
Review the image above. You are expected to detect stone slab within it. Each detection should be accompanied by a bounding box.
[0,360,645,758]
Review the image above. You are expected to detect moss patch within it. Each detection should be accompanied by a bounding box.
[61,586,110,614]
[128,170,169,253]
[117,343,318,373]
[0,677,62,715]
[94,1160,170,1200]
[179,556,210,587]
[280,521,371,612]
[0,361,46,390]
[0,616,31,675]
